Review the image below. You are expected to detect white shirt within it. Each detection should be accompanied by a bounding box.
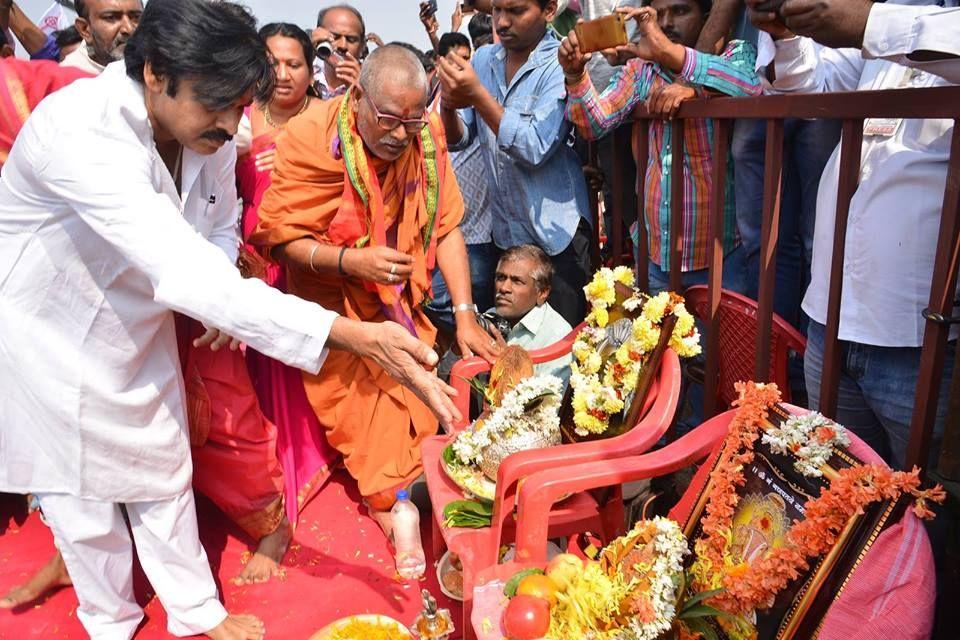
[770,33,957,347]
[0,63,337,502]
[862,2,960,83]
[60,42,105,75]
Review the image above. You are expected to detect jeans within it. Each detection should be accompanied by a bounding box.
[733,118,842,330]
[804,320,955,471]
[646,244,747,296]
[424,242,497,335]
[542,218,593,327]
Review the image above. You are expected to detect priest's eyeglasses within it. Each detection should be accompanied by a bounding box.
[364,93,429,134]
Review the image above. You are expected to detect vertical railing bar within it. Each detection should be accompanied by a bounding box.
[588,140,601,270]
[670,118,686,293]
[611,128,625,267]
[634,120,650,292]
[907,123,960,472]
[703,118,731,418]
[819,118,864,418]
[754,118,785,381]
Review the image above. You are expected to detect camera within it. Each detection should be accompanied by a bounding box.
[316,41,334,60]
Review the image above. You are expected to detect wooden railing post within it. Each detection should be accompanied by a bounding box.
[633,121,650,292]
[669,119,686,293]
[819,119,864,419]
[587,140,602,270]
[907,123,960,471]
[610,128,625,267]
[703,118,732,418]
[754,119,784,381]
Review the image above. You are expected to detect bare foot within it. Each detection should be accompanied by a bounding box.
[368,507,394,541]
[0,552,72,609]
[233,516,293,585]
[205,614,265,640]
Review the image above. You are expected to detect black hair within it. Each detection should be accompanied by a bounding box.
[0,29,7,47]
[437,32,471,57]
[124,0,275,110]
[642,0,712,14]
[53,26,83,50]
[388,41,434,75]
[259,22,316,69]
[467,12,493,49]
[498,245,554,291]
[316,4,366,40]
[74,0,89,20]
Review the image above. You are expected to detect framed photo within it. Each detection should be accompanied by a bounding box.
[681,404,907,639]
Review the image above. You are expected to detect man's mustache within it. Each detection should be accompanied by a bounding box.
[663,30,683,42]
[200,129,234,143]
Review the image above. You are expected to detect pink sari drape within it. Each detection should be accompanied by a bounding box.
[237,122,340,526]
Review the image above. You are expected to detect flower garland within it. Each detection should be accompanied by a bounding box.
[762,411,851,478]
[570,267,701,436]
[686,382,946,632]
[546,517,688,640]
[452,375,562,466]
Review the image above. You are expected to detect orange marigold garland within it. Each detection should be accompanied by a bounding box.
[687,381,946,624]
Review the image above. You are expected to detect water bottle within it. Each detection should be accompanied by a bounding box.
[392,489,426,580]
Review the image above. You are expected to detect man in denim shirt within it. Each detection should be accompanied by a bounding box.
[437,0,593,326]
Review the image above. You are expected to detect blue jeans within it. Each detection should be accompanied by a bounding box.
[733,118,842,330]
[424,242,497,334]
[646,244,747,296]
[804,320,955,471]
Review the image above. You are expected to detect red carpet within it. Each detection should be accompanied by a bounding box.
[0,471,460,639]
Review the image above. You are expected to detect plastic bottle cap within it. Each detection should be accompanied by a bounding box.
[396,489,409,501]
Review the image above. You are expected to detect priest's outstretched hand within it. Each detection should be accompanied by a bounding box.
[327,318,461,430]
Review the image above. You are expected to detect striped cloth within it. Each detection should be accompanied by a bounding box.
[566,41,762,272]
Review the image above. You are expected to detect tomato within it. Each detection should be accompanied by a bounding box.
[516,574,559,606]
[503,594,551,640]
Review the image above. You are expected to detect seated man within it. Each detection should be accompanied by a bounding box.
[489,245,573,385]
[252,44,497,534]
[561,0,762,293]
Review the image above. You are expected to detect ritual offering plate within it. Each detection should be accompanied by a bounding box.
[441,443,495,503]
[436,550,465,601]
[310,614,412,640]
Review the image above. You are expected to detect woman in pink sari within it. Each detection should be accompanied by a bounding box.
[235,22,339,544]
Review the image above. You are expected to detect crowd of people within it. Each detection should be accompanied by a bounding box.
[0,0,957,638]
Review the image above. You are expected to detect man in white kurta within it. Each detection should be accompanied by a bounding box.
[0,1,458,638]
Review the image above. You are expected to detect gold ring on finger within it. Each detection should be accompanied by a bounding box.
[390,264,397,275]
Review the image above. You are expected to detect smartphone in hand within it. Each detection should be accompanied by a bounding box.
[574,14,629,54]
[423,0,438,17]
[754,0,786,13]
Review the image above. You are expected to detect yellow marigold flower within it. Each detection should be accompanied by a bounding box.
[612,265,635,287]
[593,307,609,328]
[674,309,695,337]
[585,352,603,374]
[642,292,670,323]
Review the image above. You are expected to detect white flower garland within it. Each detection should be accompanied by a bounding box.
[618,517,689,640]
[761,411,851,478]
[452,375,563,467]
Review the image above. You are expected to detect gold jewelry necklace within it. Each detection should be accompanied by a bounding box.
[264,95,310,129]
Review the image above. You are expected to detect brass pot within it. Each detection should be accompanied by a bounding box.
[478,427,561,481]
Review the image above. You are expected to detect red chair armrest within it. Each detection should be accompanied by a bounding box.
[511,412,733,564]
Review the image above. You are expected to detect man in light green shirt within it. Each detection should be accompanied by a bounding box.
[493,245,574,386]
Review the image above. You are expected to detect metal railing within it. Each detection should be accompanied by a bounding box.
[593,85,960,474]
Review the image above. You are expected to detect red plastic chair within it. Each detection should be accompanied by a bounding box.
[684,286,807,409]
[421,325,683,640]
[478,407,936,640]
